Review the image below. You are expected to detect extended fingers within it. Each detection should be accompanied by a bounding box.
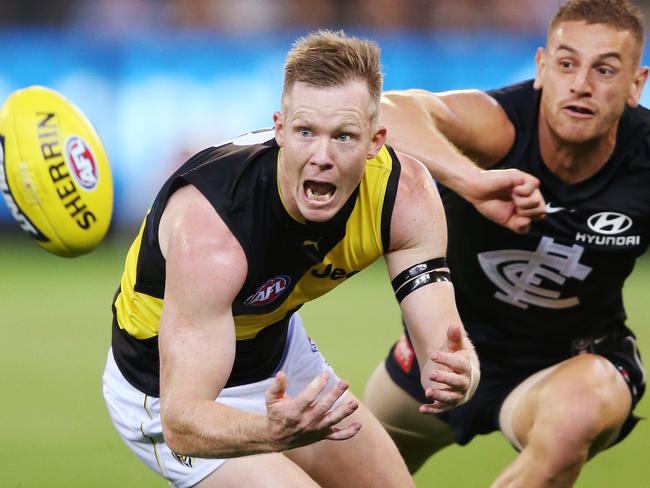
[430,351,469,374]
[319,396,359,429]
[326,421,362,441]
[265,371,289,404]
[294,373,330,412]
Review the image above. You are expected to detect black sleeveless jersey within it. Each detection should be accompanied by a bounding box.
[111,130,401,396]
[442,80,650,354]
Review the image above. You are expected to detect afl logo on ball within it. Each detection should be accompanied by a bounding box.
[245,276,290,306]
[65,136,98,190]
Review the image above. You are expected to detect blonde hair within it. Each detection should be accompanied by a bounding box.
[282,30,383,118]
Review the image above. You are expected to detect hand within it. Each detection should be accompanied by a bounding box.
[465,169,545,233]
[264,371,361,450]
[419,325,474,414]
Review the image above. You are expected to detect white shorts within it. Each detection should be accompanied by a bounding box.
[103,313,341,488]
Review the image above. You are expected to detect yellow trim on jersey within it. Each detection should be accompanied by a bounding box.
[114,216,163,340]
[115,146,395,341]
[234,145,392,339]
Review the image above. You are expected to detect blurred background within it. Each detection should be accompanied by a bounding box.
[0,1,649,487]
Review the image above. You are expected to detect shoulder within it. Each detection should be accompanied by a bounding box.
[158,184,246,271]
[388,151,447,253]
[486,79,538,128]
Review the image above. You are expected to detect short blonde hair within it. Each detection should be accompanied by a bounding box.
[282,30,383,118]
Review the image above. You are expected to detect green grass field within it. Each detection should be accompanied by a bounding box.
[1,231,648,487]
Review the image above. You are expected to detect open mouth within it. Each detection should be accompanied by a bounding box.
[564,104,595,116]
[304,180,336,202]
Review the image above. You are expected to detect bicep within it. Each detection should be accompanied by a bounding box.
[382,89,515,168]
[158,186,247,406]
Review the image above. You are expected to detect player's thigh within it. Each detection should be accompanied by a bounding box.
[286,392,415,488]
[365,361,455,446]
[365,361,455,473]
[499,354,632,453]
[195,452,319,488]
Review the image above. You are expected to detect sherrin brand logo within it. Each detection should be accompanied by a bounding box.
[245,275,291,306]
[65,135,98,190]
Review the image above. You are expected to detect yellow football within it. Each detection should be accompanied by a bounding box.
[0,86,113,257]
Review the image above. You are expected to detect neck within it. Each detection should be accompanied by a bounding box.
[538,113,618,184]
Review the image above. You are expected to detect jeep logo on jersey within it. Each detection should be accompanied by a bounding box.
[245,276,290,306]
[65,136,98,190]
[478,236,592,309]
[587,212,632,235]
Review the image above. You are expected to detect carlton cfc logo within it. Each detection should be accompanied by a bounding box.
[65,136,98,190]
[245,276,290,306]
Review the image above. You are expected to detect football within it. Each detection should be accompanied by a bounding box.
[0,86,113,257]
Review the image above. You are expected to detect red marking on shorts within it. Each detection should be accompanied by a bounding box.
[393,334,415,373]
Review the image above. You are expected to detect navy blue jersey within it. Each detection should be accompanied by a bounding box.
[442,80,650,358]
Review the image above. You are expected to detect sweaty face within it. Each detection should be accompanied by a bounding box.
[535,21,645,145]
[274,80,384,222]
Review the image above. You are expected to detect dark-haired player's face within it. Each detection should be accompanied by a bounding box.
[535,20,648,145]
[274,80,385,222]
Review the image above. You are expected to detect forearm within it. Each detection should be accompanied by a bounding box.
[162,399,278,458]
[400,282,457,365]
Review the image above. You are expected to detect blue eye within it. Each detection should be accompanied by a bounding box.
[338,133,352,142]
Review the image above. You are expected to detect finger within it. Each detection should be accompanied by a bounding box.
[512,193,542,212]
[419,401,450,415]
[428,369,470,390]
[430,351,469,373]
[265,371,288,404]
[504,214,531,234]
[313,380,351,416]
[424,387,464,406]
[325,422,362,441]
[319,397,359,429]
[445,324,463,352]
[512,173,540,193]
[294,373,329,411]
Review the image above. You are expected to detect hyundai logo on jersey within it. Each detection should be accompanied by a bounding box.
[587,212,633,235]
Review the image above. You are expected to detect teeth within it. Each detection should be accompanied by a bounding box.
[306,187,332,201]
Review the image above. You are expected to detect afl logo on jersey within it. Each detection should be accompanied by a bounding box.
[587,212,632,235]
[245,275,291,306]
[65,136,98,190]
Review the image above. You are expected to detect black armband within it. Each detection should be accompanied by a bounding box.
[391,257,451,303]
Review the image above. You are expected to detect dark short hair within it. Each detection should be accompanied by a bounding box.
[550,0,645,48]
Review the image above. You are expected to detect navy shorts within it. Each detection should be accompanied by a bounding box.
[384,325,645,446]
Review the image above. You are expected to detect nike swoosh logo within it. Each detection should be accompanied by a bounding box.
[545,202,573,214]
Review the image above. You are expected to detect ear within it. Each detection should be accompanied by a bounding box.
[533,47,546,90]
[367,125,387,159]
[273,111,285,146]
[627,66,649,107]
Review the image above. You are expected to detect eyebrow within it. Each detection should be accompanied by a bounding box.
[556,44,622,62]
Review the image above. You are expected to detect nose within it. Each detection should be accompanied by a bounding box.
[310,136,334,170]
[570,66,592,96]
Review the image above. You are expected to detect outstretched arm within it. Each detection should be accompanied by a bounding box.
[384,154,479,413]
[381,89,545,233]
[158,185,359,458]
